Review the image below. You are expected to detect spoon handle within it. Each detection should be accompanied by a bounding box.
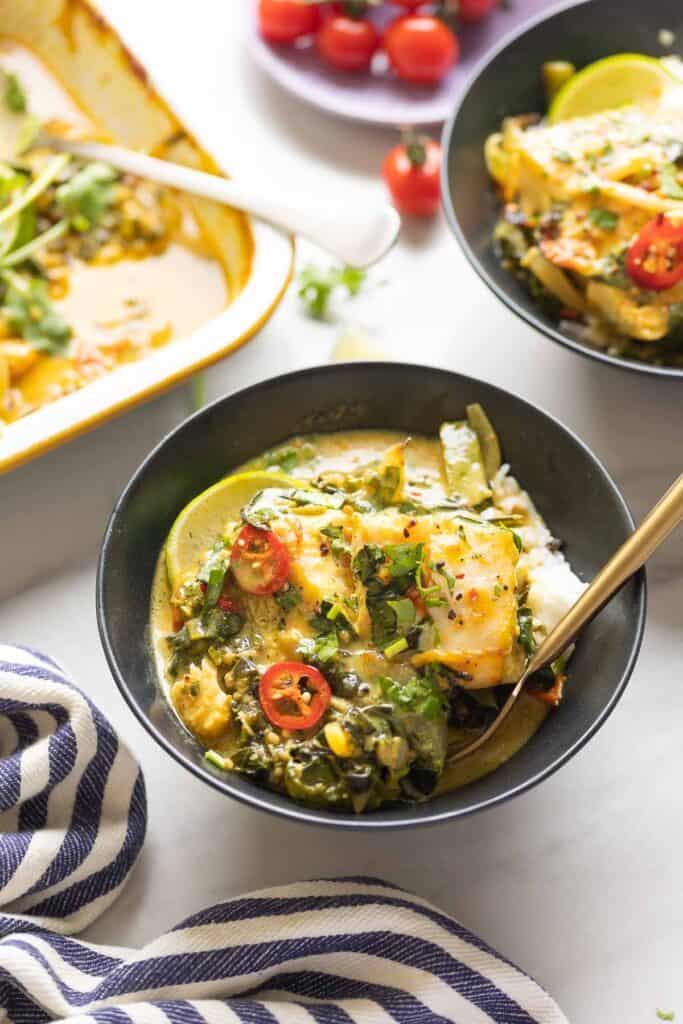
[43,137,400,268]
[526,474,683,675]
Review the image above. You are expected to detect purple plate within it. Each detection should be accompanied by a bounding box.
[250,0,552,126]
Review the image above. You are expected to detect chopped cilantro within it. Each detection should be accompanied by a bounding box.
[379,675,447,721]
[297,262,366,319]
[2,273,71,353]
[56,162,118,231]
[384,542,424,579]
[320,524,350,560]
[588,208,618,231]
[296,632,339,665]
[274,583,302,612]
[197,542,227,610]
[517,605,536,654]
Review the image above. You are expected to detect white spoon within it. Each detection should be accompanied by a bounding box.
[37,135,401,268]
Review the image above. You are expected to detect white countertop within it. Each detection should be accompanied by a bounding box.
[1,3,681,1020]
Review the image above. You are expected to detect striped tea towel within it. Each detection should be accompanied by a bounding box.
[0,644,568,1024]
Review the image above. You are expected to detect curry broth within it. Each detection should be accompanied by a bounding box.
[0,40,229,423]
[150,430,549,802]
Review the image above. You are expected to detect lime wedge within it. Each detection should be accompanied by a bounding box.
[165,470,299,590]
[548,54,676,123]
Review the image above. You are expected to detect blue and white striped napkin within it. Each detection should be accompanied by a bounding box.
[0,643,568,1024]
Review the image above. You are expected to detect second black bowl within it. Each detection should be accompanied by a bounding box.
[97,363,645,828]
[442,0,683,378]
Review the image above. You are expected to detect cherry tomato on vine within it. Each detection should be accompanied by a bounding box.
[259,661,332,731]
[383,137,441,216]
[230,525,290,595]
[384,15,459,85]
[626,214,683,291]
[258,0,321,44]
[457,0,499,22]
[317,14,380,71]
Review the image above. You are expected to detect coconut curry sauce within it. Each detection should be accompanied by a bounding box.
[152,416,585,813]
[0,41,228,424]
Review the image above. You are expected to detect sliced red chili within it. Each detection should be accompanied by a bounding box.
[230,524,290,596]
[626,214,683,291]
[259,661,331,731]
[217,596,240,614]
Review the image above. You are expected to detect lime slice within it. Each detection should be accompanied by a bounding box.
[548,54,676,123]
[165,470,299,590]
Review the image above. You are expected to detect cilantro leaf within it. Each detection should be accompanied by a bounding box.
[379,675,447,722]
[274,583,302,612]
[297,262,367,320]
[587,208,618,231]
[2,274,71,353]
[56,162,118,230]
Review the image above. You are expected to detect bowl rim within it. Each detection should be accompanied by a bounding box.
[97,361,647,829]
[440,0,683,380]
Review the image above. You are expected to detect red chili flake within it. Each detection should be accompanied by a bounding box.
[455,573,465,579]
[468,588,479,602]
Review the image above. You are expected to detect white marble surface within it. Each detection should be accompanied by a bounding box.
[1,3,682,1021]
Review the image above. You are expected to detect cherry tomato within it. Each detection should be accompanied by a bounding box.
[258,0,320,44]
[626,214,683,291]
[389,0,426,7]
[230,525,290,596]
[384,15,459,85]
[457,0,499,22]
[383,137,441,216]
[259,661,332,731]
[317,15,379,71]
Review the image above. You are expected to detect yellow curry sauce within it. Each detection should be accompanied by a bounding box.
[150,425,575,813]
[0,41,228,424]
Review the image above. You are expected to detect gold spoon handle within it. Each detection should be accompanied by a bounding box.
[526,473,683,675]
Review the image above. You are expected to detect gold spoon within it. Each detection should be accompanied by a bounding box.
[448,474,683,764]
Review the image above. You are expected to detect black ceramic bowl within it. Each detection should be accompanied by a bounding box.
[97,363,646,828]
[442,0,683,379]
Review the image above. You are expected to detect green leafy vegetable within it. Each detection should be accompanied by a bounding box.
[56,162,118,230]
[660,163,683,200]
[287,487,345,510]
[320,524,350,561]
[379,675,447,722]
[2,272,71,353]
[517,605,536,654]
[197,542,228,610]
[296,632,339,666]
[297,262,366,319]
[274,583,302,613]
[4,72,26,114]
[352,544,385,584]
[587,208,618,231]
[384,542,423,580]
